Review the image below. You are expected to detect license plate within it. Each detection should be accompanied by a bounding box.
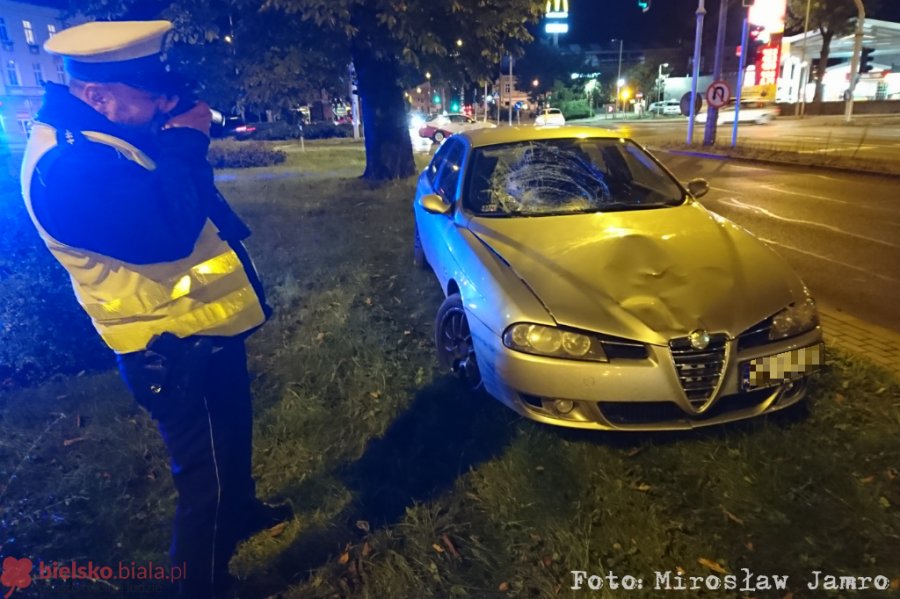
[741,344,824,391]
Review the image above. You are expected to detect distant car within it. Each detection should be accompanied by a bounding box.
[535,107,566,126]
[418,113,495,143]
[413,126,824,431]
[649,100,682,115]
[697,100,780,125]
[223,117,257,139]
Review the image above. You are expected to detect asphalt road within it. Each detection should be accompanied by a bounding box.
[584,114,900,162]
[645,151,900,333]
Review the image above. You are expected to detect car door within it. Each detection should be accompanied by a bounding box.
[416,138,468,287]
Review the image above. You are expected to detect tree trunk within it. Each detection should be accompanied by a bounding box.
[351,48,416,181]
[813,29,834,106]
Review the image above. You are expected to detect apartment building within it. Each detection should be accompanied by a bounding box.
[0,0,65,152]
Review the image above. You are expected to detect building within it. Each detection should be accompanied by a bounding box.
[0,0,65,152]
[779,18,900,103]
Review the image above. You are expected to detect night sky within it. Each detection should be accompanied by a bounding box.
[568,0,900,48]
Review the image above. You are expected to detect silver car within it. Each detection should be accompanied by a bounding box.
[412,127,824,431]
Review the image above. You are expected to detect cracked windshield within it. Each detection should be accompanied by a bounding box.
[469,139,684,216]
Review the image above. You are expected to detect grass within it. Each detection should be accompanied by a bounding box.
[1,140,898,598]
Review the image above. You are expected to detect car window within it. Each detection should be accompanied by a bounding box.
[464,138,684,216]
[427,141,454,184]
[449,115,465,123]
[434,139,466,203]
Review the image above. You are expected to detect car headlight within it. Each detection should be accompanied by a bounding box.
[409,115,425,129]
[769,297,819,341]
[503,323,608,362]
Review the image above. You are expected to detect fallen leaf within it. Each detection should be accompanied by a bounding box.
[315,332,325,342]
[834,393,845,404]
[364,297,373,306]
[361,542,372,558]
[269,522,288,537]
[745,541,754,552]
[541,555,553,567]
[697,557,728,574]
[879,496,892,509]
[338,552,350,565]
[356,520,371,533]
[369,391,381,399]
[498,582,510,592]
[442,533,460,559]
[624,447,643,458]
[63,437,86,447]
[721,506,744,525]
[890,578,899,590]
[860,475,876,484]
[886,467,898,481]
[635,483,651,492]
[432,543,445,554]
[875,386,886,395]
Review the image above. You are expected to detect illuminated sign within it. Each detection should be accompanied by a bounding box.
[545,22,569,34]
[546,0,569,17]
[748,0,786,34]
[755,37,782,88]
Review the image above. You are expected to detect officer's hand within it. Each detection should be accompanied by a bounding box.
[163,101,212,137]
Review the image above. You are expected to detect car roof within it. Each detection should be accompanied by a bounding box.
[461,126,622,148]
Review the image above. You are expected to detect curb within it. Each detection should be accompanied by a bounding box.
[819,307,900,378]
[654,147,900,180]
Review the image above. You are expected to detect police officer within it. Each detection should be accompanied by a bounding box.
[21,20,291,597]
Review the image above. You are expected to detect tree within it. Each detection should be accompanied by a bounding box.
[265,0,546,180]
[787,0,880,104]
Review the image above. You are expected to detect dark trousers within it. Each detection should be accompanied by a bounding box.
[118,336,256,598]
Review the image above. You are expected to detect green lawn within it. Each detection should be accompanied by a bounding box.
[0,141,898,598]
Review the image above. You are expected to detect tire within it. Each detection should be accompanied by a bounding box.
[434,293,482,391]
[413,224,428,270]
[433,130,445,143]
[756,114,773,125]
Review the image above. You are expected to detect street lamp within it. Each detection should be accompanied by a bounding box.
[616,78,625,114]
[456,38,463,47]
[657,62,669,104]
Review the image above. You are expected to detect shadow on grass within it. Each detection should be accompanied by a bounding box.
[240,375,517,594]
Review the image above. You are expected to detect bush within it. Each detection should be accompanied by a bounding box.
[300,123,355,140]
[560,99,592,120]
[248,121,302,141]
[207,140,286,169]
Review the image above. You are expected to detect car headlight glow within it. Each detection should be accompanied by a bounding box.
[409,115,425,129]
[503,324,608,362]
[769,297,819,341]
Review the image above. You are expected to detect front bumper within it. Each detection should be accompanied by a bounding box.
[469,317,824,431]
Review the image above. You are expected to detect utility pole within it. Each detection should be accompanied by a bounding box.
[703,0,729,146]
[844,0,866,123]
[687,0,707,145]
[508,54,514,126]
[616,39,624,114]
[732,10,750,146]
[348,62,360,139]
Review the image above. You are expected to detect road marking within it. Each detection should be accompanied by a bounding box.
[759,237,900,284]
[796,145,879,154]
[714,184,898,215]
[720,198,900,249]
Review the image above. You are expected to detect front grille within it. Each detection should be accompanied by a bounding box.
[738,315,775,351]
[669,334,728,409]
[599,388,774,426]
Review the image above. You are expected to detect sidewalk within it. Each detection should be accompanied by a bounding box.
[820,308,900,377]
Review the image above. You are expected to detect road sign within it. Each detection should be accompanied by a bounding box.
[680,92,702,116]
[706,80,732,108]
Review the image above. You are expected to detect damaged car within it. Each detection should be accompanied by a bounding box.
[412,127,824,431]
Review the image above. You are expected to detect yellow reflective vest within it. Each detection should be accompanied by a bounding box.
[21,122,266,354]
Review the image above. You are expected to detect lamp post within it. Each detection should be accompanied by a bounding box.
[657,62,669,105]
[613,39,624,113]
[616,78,625,115]
[686,0,707,145]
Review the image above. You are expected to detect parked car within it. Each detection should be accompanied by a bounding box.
[648,99,682,115]
[697,100,780,125]
[211,114,257,140]
[418,113,495,143]
[412,127,823,431]
[534,107,566,126]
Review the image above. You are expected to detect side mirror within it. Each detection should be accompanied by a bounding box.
[419,193,452,215]
[686,178,710,199]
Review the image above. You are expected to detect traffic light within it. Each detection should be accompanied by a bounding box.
[432,94,441,104]
[859,47,875,74]
[637,0,650,12]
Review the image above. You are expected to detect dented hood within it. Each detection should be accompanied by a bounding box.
[467,202,805,346]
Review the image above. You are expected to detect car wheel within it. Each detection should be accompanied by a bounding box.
[413,224,428,270]
[434,293,482,391]
[433,131,445,143]
[756,114,773,125]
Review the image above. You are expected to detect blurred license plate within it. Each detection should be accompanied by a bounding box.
[741,344,824,391]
